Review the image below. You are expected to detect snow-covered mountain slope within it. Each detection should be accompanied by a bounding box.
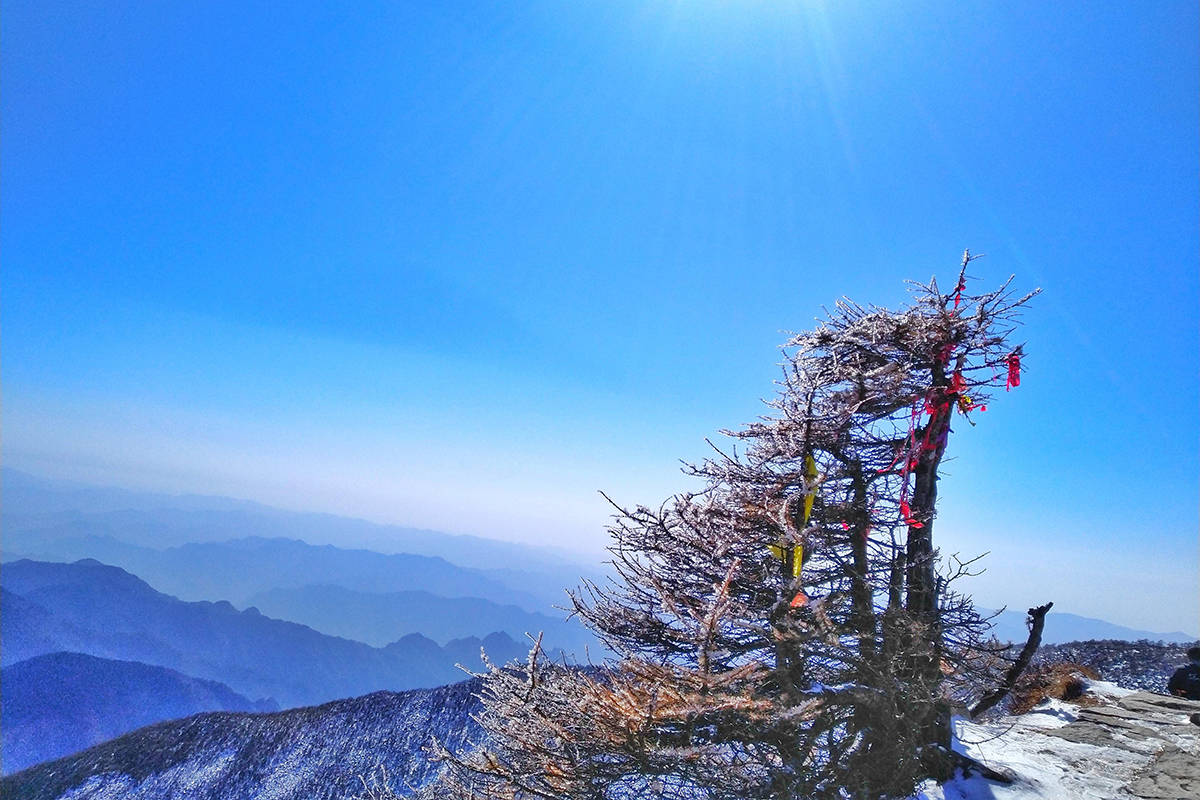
[1036,640,1200,694]
[1,680,482,800]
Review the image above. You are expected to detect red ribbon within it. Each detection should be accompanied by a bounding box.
[1006,352,1021,391]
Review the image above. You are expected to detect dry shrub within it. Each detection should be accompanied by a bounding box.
[1010,662,1101,715]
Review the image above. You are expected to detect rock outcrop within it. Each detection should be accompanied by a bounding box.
[1042,692,1200,799]
[932,683,1200,800]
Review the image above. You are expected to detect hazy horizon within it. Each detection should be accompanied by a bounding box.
[4,465,1197,639]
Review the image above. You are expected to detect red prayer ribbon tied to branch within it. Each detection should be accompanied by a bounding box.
[900,499,922,529]
[1005,351,1021,391]
[884,344,1024,529]
[895,366,974,529]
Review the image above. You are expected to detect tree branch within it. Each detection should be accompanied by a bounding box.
[969,602,1052,719]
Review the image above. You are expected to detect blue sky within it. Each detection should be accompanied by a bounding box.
[4,1,1197,634]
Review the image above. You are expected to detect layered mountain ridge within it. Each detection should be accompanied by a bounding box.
[1,558,533,709]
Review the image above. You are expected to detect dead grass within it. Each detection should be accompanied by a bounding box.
[1010,662,1102,715]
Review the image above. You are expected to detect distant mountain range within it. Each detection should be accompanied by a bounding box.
[2,466,599,574]
[982,607,1195,646]
[3,534,599,656]
[1,559,537,708]
[2,652,275,775]
[247,583,596,651]
[1,679,483,799]
[2,468,605,654]
[12,468,1188,647]
[7,532,543,610]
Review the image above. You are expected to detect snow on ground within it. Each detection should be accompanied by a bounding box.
[917,714,1150,800]
[913,684,1197,800]
[1078,678,1135,701]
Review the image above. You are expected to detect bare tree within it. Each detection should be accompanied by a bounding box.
[434,254,1040,799]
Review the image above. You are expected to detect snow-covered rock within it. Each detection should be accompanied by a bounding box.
[918,691,1200,800]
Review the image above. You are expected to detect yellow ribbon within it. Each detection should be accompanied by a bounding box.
[801,453,817,526]
[767,543,804,577]
[768,454,820,578]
